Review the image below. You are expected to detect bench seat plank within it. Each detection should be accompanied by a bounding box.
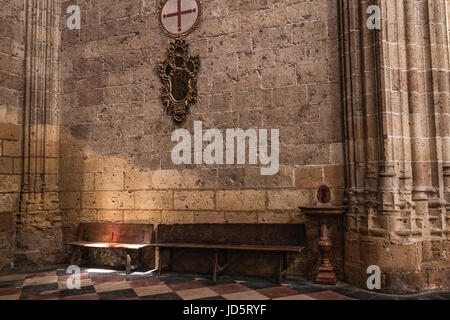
[67,241,152,250]
[148,243,304,252]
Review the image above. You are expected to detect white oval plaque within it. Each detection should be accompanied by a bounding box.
[158,0,202,38]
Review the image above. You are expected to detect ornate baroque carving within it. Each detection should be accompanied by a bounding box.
[158,39,200,122]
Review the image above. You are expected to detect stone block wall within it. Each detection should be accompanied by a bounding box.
[58,0,346,278]
[0,0,25,270]
[0,0,446,294]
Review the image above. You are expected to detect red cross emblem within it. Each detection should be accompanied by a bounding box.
[159,0,202,38]
[163,0,197,32]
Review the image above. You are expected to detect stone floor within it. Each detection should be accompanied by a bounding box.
[0,267,449,300]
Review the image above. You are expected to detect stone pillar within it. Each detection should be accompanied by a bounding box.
[340,0,450,293]
[15,0,63,267]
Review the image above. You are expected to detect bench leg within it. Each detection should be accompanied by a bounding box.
[212,251,219,282]
[158,248,164,277]
[277,252,283,285]
[126,254,131,275]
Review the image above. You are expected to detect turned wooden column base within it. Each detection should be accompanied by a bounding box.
[315,266,337,285]
[299,203,347,287]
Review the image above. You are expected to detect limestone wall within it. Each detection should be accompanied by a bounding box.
[59,0,346,278]
[0,0,448,294]
[0,0,25,271]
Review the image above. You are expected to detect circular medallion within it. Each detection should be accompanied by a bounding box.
[158,0,202,38]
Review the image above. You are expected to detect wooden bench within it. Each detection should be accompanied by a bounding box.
[149,224,306,283]
[67,223,153,274]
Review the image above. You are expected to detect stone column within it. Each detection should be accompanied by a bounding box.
[15,0,63,267]
[340,0,450,293]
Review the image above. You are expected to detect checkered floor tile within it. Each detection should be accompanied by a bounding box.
[0,268,449,300]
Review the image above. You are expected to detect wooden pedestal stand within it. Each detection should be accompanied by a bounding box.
[299,204,347,285]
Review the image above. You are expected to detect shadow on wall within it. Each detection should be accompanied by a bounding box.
[59,127,344,279]
[57,127,345,280]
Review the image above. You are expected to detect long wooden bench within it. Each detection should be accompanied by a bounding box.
[149,224,306,283]
[67,223,153,274]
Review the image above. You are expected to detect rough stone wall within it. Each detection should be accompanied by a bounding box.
[59,0,345,278]
[0,0,25,271]
[0,0,447,294]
